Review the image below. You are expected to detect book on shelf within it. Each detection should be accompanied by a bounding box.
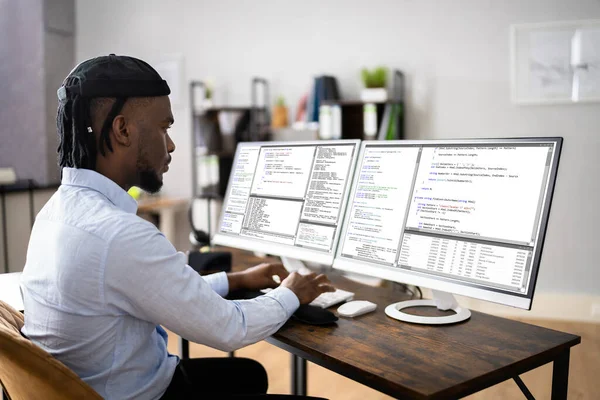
[306,75,341,123]
[377,104,392,140]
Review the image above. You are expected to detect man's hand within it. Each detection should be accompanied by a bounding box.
[227,263,290,292]
[280,272,335,304]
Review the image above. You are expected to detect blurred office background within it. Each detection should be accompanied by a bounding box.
[1,1,599,398]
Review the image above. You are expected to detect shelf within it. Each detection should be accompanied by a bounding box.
[320,100,403,106]
[193,106,267,116]
[0,180,60,194]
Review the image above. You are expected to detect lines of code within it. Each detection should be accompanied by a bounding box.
[406,146,549,244]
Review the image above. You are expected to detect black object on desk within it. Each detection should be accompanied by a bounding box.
[292,304,338,325]
[188,251,232,274]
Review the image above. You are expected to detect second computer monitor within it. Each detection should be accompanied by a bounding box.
[212,140,361,265]
[334,138,562,311]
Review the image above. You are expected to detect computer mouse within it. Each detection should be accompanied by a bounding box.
[337,300,377,317]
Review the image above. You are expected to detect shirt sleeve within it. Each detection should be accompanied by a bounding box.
[103,220,299,352]
[203,272,229,297]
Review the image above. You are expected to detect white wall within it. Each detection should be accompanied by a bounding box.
[76,0,600,297]
[0,0,46,183]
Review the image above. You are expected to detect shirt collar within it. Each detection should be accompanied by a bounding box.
[61,168,138,214]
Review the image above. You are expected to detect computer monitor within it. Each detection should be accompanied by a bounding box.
[333,138,562,324]
[213,140,361,265]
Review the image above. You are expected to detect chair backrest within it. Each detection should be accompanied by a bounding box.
[0,300,102,400]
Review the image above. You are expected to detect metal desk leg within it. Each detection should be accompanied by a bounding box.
[291,354,307,396]
[179,337,189,359]
[513,376,535,400]
[551,349,570,400]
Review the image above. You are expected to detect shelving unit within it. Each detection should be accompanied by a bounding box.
[190,79,271,198]
[189,69,405,196]
[317,69,405,141]
[320,100,404,140]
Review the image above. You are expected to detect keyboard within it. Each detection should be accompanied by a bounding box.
[280,257,355,309]
[308,288,355,309]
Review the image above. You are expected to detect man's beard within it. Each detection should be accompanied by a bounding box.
[136,150,163,194]
[137,167,163,194]
[135,132,164,194]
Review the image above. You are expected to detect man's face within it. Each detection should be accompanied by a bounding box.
[131,96,175,193]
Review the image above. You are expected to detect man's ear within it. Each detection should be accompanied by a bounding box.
[111,115,131,146]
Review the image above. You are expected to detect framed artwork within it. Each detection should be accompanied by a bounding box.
[511,20,600,104]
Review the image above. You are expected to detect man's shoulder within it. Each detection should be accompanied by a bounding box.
[94,205,160,246]
[109,212,160,241]
[40,186,157,241]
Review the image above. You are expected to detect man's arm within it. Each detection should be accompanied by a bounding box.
[103,221,329,352]
[189,260,293,297]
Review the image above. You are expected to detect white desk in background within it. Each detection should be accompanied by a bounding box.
[136,197,188,244]
[0,272,23,311]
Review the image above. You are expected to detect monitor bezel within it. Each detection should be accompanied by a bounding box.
[333,137,563,310]
[213,139,361,265]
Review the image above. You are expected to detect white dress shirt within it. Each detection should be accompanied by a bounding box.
[20,167,299,400]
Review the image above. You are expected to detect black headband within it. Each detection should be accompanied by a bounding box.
[59,79,170,100]
[57,54,171,103]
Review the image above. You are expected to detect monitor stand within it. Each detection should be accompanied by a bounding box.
[385,290,471,325]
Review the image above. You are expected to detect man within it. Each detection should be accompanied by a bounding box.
[20,54,334,399]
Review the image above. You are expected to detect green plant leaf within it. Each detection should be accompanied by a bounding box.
[361,66,388,88]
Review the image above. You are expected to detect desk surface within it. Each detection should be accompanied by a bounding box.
[226,247,581,400]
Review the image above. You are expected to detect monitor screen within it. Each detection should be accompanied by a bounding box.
[334,138,562,309]
[213,140,361,264]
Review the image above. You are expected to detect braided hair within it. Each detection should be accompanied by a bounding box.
[56,92,126,170]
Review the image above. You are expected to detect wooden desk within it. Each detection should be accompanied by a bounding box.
[4,247,581,399]
[225,248,581,400]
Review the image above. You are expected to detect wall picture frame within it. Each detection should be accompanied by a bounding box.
[510,19,600,105]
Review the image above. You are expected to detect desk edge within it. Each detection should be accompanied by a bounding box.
[267,333,581,400]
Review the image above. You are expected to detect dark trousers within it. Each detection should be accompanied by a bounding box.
[160,358,326,399]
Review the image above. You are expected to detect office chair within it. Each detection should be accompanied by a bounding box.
[0,300,102,400]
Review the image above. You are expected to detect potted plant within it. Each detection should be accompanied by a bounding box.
[360,66,388,102]
[202,82,214,109]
